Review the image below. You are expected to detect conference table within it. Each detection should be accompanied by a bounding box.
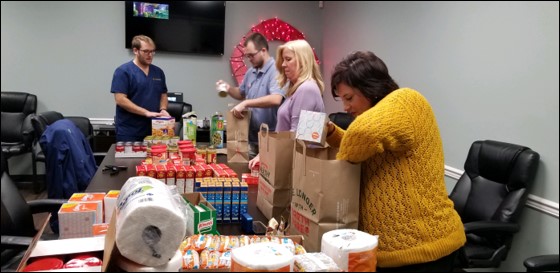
[86,144,268,235]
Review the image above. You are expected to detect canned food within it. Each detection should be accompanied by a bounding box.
[251,162,260,177]
[124,141,133,153]
[115,141,125,152]
[206,145,217,164]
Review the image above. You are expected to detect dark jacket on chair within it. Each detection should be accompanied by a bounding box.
[39,119,97,199]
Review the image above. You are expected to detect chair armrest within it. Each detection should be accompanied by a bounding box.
[1,235,34,249]
[464,221,520,234]
[524,255,559,272]
[27,199,67,215]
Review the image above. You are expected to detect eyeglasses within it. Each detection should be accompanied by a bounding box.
[244,49,261,59]
[139,49,156,55]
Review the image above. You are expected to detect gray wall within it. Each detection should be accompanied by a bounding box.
[2,1,558,271]
[322,1,559,271]
[1,1,323,121]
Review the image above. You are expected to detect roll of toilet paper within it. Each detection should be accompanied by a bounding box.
[231,242,294,272]
[321,229,378,272]
[115,249,182,272]
[116,176,187,267]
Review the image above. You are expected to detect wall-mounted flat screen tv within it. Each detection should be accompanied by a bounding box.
[125,1,225,55]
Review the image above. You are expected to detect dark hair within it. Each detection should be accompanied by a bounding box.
[331,51,399,105]
[244,32,269,51]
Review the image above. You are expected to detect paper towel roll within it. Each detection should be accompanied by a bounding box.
[321,229,379,272]
[115,249,182,272]
[231,242,294,272]
[116,176,187,267]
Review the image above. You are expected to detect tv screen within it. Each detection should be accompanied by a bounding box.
[125,1,225,55]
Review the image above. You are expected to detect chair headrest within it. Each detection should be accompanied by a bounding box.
[465,140,540,191]
[1,92,37,114]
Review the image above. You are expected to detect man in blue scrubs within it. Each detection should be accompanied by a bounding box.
[216,32,285,159]
[111,35,169,142]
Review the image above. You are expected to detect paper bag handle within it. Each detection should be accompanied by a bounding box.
[260,123,270,152]
[294,140,308,175]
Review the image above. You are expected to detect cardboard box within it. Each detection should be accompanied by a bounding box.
[17,214,105,272]
[295,110,329,146]
[152,116,175,137]
[58,202,98,239]
[68,192,105,224]
[104,190,120,224]
[182,113,197,145]
[183,192,218,236]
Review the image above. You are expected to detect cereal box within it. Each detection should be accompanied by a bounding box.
[152,116,175,137]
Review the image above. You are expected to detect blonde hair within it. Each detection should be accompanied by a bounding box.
[276,40,324,97]
[131,35,155,50]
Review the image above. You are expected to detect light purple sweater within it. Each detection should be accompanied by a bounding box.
[275,80,325,132]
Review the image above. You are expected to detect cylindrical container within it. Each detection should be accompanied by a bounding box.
[22,257,65,272]
[124,141,133,153]
[63,253,103,268]
[116,176,187,267]
[231,242,294,272]
[251,162,260,177]
[206,145,217,164]
[133,141,142,153]
[321,229,379,272]
[116,141,125,153]
[196,145,207,158]
[217,82,228,97]
[151,146,168,164]
[210,112,224,148]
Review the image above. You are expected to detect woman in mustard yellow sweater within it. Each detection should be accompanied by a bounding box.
[326,51,466,271]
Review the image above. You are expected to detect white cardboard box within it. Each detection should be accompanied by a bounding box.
[295,110,329,146]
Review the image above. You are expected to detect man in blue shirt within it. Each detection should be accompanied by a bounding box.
[111,35,170,142]
[216,32,285,158]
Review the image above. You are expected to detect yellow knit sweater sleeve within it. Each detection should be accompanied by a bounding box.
[336,88,416,162]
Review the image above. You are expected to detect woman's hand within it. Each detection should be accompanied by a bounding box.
[249,154,260,169]
[327,121,336,136]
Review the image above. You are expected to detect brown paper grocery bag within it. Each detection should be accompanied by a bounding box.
[258,124,294,190]
[226,111,251,163]
[290,140,361,252]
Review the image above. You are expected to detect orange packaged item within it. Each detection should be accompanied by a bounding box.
[193,234,210,252]
[180,236,195,252]
[218,235,230,252]
[205,235,220,251]
[218,251,232,268]
[181,249,200,270]
[227,236,240,250]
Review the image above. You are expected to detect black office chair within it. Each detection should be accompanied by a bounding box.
[449,140,540,269]
[1,151,65,271]
[30,112,94,193]
[524,254,559,272]
[328,112,354,130]
[167,101,193,138]
[1,91,37,176]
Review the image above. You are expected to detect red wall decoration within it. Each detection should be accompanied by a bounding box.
[229,18,320,86]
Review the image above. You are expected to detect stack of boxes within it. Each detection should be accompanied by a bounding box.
[58,191,120,239]
[194,177,247,224]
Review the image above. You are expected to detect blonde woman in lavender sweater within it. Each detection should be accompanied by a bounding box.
[249,39,325,169]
